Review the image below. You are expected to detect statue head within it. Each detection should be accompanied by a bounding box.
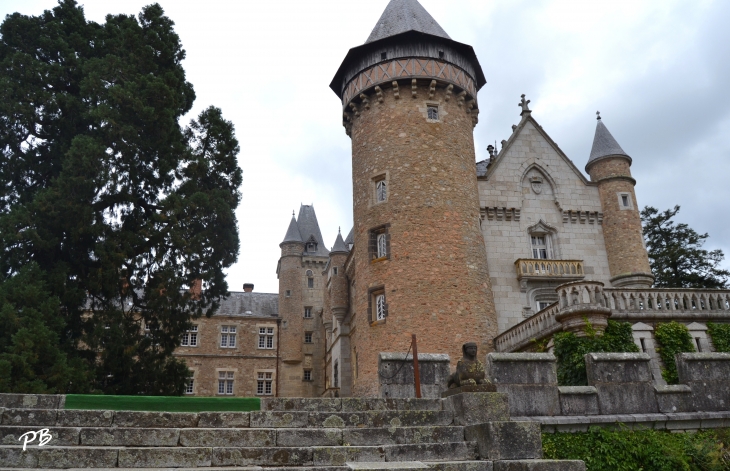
[462,342,478,361]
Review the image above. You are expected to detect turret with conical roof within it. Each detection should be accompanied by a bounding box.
[586,114,653,288]
[277,205,330,397]
[331,0,498,396]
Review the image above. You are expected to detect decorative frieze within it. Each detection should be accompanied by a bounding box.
[562,210,603,224]
[481,207,521,221]
[342,58,477,109]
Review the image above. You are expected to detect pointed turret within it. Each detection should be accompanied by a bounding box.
[585,112,653,288]
[281,212,303,244]
[331,228,348,254]
[587,113,631,172]
[297,204,330,256]
[366,0,450,44]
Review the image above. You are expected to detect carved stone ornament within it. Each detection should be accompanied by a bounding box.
[530,176,543,194]
[447,342,489,389]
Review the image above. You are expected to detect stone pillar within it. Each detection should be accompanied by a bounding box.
[486,353,560,417]
[585,352,658,414]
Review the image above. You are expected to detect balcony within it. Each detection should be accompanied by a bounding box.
[515,259,585,281]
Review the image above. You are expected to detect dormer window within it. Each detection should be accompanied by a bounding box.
[307,242,316,252]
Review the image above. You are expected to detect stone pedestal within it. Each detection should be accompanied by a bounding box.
[442,392,509,426]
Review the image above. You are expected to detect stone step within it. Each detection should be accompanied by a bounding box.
[346,462,429,470]
[1,408,453,429]
[424,462,493,471]
[0,442,477,468]
[262,398,443,412]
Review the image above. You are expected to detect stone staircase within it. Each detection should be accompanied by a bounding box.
[0,396,584,470]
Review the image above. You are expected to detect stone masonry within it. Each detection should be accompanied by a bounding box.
[346,80,498,397]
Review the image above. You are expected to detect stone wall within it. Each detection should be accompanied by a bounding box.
[478,117,612,333]
[347,81,498,397]
[378,352,450,399]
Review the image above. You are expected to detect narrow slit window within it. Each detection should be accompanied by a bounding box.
[377,233,387,258]
[622,195,629,207]
[376,179,387,202]
[376,294,386,320]
[640,338,647,352]
[381,51,387,60]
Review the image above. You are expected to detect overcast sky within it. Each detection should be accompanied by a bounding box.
[3,0,729,293]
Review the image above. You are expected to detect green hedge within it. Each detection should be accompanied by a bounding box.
[655,321,695,384]
[64,394,260,412]
[707,322,730,353]
[543,427,730,471]
[553,320,639,386]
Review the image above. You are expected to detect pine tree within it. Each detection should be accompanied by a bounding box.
[641,206,729,289]
[0,1,242,393]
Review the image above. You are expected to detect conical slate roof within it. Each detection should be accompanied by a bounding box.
[366,0,450,44]
[587,118,631,168]
[344,228,354,247]
[297,205,330,257]
[281,214,302,243]
[331,229,348,254]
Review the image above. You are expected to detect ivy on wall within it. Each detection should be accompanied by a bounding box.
[553,320,638,386]
[707,322,730,353]
[654,321,695,384]
[543,427,730,471]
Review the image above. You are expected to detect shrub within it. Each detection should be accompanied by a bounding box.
[553,319,638,386]
[707,322,730,353]
[654,321,695,384]
[543,427,730,471]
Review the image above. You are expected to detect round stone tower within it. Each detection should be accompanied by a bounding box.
[331,0,498,396]
[585,115,653,288]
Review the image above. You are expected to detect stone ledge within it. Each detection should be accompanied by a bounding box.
[520,411,730,433]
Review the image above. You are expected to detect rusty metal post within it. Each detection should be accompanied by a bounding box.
[411,334,421,398]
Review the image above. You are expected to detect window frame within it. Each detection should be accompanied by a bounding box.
[367,286,388,324]
[617,192,634,210]
[304,306,312,318]
[220,325,237,348]
[217,370,235,396]
[256,370,274,396]
[303,369,312,382]
[368,224,391,262]
[258,325,275,350]
[181,325,199,347]
[304,332,313,344]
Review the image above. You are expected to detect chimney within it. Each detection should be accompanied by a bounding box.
[190,279,202,300]
[243,283,254,293]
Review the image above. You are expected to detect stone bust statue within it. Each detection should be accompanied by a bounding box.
[447,342,487,389]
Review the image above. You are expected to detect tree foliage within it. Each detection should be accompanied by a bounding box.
[707,322,730,353]
[553,320,639,386]
[0,1,241,393]
[641,206,730,289]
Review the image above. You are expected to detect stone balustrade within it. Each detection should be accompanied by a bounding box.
[494,302,561,353]
[515,259,584,280]
[605,288,730,321]
[495,284,730,352]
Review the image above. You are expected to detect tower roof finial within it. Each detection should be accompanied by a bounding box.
[596,111,601,120]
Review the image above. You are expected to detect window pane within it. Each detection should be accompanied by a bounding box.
[376,180,387,202]
[218,380,225,394]
[259,336,265,348]
[230,326,236,333]
[228,371,234,379]
[181,333,189,346]
[257,381,264,395]
[221,334,227,347]
[221,326,228,333]
[258,372,264,379]
[226,380,233,394]
[229,334,236,347]
[265,381,272,395]
[266,372,272,379]
[219,371,226,379]
[267,328,274,334]
[376,294,386,320]
[190,333,197,346]
[267,336,273,349]
[308,278,314,288]
[377,233,387,258]
[190,325,198,332]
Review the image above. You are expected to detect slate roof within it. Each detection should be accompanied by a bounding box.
[215,291,278,318]
[366,0,451,44]
[344,228,354,247]
[281,214,303,243]
[587,118,631,168]
[331,229,348,253]
[476,159,490,177]
[297,204,330,257]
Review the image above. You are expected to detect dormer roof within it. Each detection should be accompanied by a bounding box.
[366,0,450,44]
